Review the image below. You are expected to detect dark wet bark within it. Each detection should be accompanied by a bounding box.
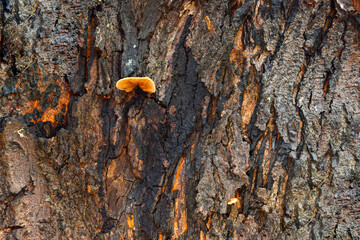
[0,0,359,239]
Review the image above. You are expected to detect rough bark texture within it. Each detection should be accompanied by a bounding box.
[0,0,359,239]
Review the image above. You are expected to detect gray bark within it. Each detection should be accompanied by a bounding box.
[0,0,359,239]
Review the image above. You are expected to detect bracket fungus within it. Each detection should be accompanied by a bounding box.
[116,77,156,93]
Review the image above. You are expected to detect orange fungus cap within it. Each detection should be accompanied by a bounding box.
[116,77,156,93]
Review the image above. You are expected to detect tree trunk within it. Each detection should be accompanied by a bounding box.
[0,0,359,239]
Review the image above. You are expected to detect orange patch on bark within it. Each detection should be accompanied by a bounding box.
[200,231,206,240]
[23,79,70,127]
[41,88,70,124]
[229,49,241,64]
[172,157,185,193]
[355,0,360,11]
[234,25,244,51]
[262,141,272,185]
[240,82,259,131]
[172,157,188,239]
[87,185,92,194]
[227,198,238,205]
[206,214,212,230]
[204,16,215,33]
[125,214,135,229]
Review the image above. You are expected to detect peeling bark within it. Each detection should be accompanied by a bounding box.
[0,0,359,239]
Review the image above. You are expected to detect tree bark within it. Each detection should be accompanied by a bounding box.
[0,0,359,239]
